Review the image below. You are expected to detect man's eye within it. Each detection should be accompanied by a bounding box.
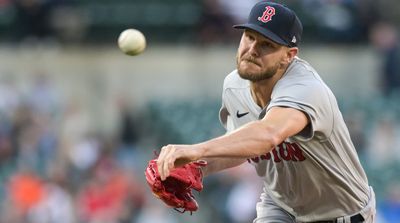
[262,42,274,48]
[247,34,255,41]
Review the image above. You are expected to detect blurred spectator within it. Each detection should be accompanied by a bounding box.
[0,132,13,164]
[76,153,145,223]
[226,180,258,223]
[366,114,400,168]
[2,170,45,222]
[13,105,58,174]
[67,134,100,186]
[49,5,88,43]
[0,75,15,162]
[26,72,61,117]
[197,0,237,44]
[217,0,258,24]
[27,176,75,223]
[11,103,39,169]
[34,114,59,175]
[118,101,139,150]
[57,100,91,179]
[369,22,400,96]
[135,202,178,223]
[344,109,367,155]
[225,165,262,223]
[0,75,21,119]
[68,136,99,172]
[198,0,259,44]
[116,97,143,171]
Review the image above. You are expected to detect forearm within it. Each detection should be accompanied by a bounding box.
[156,107,307,181]
[196,120,282,159]
[202,158,246,177]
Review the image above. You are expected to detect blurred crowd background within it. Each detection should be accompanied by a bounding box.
[0,0,400,223]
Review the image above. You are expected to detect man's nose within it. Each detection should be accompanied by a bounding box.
[248,42,259,57]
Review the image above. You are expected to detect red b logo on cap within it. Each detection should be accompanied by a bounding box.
[258,6,276,23]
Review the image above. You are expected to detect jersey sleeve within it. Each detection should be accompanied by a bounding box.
[219,102,228,130]
[267,78,334,141]
[219,91,237,133]
[219,70,243,134]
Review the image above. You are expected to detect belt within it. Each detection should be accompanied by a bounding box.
[309,213,365,223]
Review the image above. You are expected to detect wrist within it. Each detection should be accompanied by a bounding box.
[192,142,207,160]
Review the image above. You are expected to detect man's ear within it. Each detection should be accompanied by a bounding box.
[280,47,298,67]
[287,47,298,63]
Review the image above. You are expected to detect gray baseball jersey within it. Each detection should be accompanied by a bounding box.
[219,57,370,222]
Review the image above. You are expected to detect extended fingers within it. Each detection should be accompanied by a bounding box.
[157,145,176,181]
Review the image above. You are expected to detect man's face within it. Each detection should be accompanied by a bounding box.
[236,29,287,82]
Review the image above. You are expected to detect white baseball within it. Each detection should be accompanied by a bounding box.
[118,29,146,56]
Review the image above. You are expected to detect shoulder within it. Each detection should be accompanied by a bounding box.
[286,57,319,80]
[271,57,336,109]
[223,70,249,91]
[275,57,326,92]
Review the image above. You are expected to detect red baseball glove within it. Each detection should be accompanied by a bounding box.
[145,159,207,214]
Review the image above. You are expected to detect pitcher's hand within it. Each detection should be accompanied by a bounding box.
[156,144,202,181]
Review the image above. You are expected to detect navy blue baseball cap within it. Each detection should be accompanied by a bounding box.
[233,1,303,47]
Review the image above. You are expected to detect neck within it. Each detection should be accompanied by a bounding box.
[250,66,287,108]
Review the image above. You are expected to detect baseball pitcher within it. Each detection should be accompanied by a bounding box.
[152,1,376,222]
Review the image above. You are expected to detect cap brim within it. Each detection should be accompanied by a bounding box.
[233,23,288,46]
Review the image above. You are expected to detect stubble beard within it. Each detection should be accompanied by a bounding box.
[236,54,281,82]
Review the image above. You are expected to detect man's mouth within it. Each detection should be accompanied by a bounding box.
[242,58,260,66]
